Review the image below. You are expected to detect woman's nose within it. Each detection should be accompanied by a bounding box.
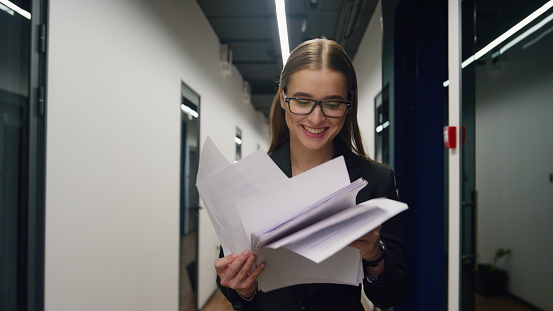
[307,104,326,123]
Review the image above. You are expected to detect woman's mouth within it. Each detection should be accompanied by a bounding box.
[302,125,326,134]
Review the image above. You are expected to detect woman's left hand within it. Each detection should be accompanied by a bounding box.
[348,225,382,262]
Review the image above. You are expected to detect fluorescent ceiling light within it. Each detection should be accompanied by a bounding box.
[180,104,198,118]
[234,137,243,145]
[0,0,31,19]
[461,0,553,68]
[275,0,290,65]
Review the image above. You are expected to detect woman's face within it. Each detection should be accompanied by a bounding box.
[280,68,348,153]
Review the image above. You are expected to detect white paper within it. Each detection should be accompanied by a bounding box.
[236,156,351,243]
[249,178,367,254]
[196,137,287,255]
[196,137,229,183]
[196,137,409,292]
[256,247,363,292]
[264,198,408,263]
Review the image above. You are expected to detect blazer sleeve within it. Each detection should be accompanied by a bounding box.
[216,248,258,311]
[362,169,407,308]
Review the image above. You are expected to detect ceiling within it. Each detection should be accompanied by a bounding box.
[197,0,378,117]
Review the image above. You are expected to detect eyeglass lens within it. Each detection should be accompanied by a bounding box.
[289,99,348,117]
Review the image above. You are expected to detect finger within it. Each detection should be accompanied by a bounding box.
[360,225,383,241]
[237,251,258,280]
[214,253,238,272]
[247,262,265,280]
[348,240,369,249]
[225,250,252,279]
[237,262,265,293]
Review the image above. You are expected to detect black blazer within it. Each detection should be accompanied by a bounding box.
[217,140,406,311]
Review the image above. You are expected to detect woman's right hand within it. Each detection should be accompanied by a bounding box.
[215,250,265,299]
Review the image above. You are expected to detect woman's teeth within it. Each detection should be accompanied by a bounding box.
[303,126,325,134]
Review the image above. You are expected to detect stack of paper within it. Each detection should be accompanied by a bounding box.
[196,137,407,292]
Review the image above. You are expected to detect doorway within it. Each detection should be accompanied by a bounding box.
[179,82,201,311]
[460,1,553,310]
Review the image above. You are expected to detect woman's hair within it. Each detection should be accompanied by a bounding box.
[268,38,370,160]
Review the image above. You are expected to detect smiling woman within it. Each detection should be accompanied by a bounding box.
[213,38,407,311]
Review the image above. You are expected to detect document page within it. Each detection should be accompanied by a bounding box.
[236,156,351,244]
[264,198,408,263]
[256,247,363,292]
[250,178,367,254]
[196,137,287,255]
[196,138,409,292]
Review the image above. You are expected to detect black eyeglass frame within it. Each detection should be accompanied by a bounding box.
[283,92,352,118]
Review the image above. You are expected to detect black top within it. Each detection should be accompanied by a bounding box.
[217,140,406,310]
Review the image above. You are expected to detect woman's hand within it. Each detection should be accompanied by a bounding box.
[215,250,265,299]
[349,225,382,261]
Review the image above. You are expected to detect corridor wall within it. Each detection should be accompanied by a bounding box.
[353,0,383,160]
[46,0,269,310]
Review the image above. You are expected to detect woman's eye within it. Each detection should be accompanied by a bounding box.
[324,103,340,109]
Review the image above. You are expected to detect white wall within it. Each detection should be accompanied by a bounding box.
[475,33,553,310]
[353,1,382,159]
[46,0,269,310]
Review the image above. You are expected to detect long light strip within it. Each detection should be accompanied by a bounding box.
[461,0,553,69]
[523,25,553,49]
[275,0,290,65]
[0,0,31,19]
[499,12,553,54]
[444,1,553,87]
[0,2,14,15]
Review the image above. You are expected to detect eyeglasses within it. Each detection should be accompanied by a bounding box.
[283,92,351,118]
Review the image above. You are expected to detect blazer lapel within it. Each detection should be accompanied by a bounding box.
[268,141,292,178]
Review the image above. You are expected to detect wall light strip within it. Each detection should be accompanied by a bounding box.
[0,2,14,15]
[0,0,31,19]
[523,25,553,49]
[462,0,553,67]
[461,55,475,69]
[445,0,553,86]
[275,0,290,66]
[500,12,553,54]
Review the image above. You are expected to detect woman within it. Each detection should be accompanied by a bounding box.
[215,38,406,310]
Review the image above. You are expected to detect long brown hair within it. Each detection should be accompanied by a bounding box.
[268,38,370,160]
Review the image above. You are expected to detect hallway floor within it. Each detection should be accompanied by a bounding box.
[475,294,540,311]
[200,291,540,311]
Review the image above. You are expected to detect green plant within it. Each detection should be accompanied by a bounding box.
[475,248,512,295]
[490,248,511,271]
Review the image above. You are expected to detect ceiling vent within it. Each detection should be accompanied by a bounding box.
[220,44,233,76]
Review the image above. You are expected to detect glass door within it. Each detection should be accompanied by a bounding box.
[179,81,201,311]
[461,1,553,310]
[1,0,47,310]
[460,1,477,310]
